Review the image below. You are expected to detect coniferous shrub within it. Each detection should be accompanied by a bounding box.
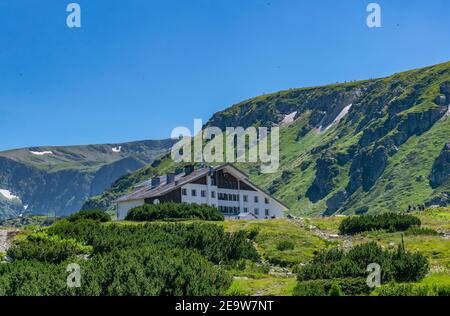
[47,220,258,263]
[67,209,111,223]
[296,242,429,292]
[0,220,258,296]
[276,240,295,251]
[6,233,92,264]
[293,278,369,296]
[375,283,450,296]
[339,213,421,235]
[125,202,224,222]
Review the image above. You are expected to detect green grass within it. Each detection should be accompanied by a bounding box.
[221,219,329,267]
[225,276,297,296]
[303,216,344,231]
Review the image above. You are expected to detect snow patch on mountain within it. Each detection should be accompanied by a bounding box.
[112,146,122,153]
[280,111,297,125]
[30,150,53,156]
[321,104,352,132]
[0,189,18,201]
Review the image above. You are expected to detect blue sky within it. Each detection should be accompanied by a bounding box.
[1,0,449,151]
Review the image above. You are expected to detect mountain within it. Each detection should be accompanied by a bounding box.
[0,139,175,220]
[85,61,450,215]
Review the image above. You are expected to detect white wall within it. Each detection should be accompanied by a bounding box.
[181,183,218,207]
[117,199,145,220]
[181,183,285,219]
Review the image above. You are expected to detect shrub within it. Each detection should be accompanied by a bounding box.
[0,246,231,296]
[247,227,260,241]
[7,232,92,264]
[276,240,295,251]
[67,209,111,223]
[339,213,421,235]
[405,227,441,236]
[47,220,258,263]
[296,242,429,287]
[375,283,450,296]
[293,278,369,296]
[328,283,343,296]
[125,203,224,222]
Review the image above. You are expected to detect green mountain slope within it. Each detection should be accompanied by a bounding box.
[85,61,450,216]
[0,140,175,219]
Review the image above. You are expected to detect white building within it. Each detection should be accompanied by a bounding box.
[116,163,289,220]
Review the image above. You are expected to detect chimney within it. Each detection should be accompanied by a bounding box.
[184,164,194,176]
[166,173,175,184]
[151,177,160,188]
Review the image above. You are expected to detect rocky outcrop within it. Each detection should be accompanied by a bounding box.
[347,146,388,194]
[429,142,450,188]
[306,155,339,203]
[425,192,450,207]
[324,190,347,215]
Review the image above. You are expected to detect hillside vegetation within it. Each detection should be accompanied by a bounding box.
[86,61,450,216]
[2,208,448,296]
[0,139,174,219]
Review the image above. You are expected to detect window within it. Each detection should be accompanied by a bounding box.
[254,208,259,215]
[191,189,197,196]
[232,194,237,201]
[244,207,248,213]
[201,190,206,197]
[211,191,216,198]
[182,188,187,196]
[265,209,270,216]
[243,195,248,202]
[265,198,269,204]
[254,196,259,203]
[224,193,228,201]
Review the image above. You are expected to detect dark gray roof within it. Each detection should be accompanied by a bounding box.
[116,167,210,202]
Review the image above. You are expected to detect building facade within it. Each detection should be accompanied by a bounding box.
[116,164,289,220]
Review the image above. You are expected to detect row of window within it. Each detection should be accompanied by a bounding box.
[182,188,213,198]
[182,188,270,204]
[218,206,270,216]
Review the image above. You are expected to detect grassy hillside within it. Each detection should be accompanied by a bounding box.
[86,61,450,216]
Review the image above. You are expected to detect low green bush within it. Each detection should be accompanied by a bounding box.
[47,220,258,264]
[405,227,441,236]
[375,283,450,296]
[339,213,421,235]
[125,202,224,222]
[276,240,295,251]
[296,242,429,286]
[7,232,92,264]
[67,209,111,223]
[293,278,370,296]
[0,246,231,296]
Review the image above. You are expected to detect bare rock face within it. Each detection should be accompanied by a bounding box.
[435,95,447,106]
[429,142,450,188]
[306,155,339,203]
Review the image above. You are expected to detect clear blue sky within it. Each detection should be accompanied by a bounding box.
[1,0,449,151]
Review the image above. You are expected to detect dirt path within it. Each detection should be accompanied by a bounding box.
[0,230,19,254]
